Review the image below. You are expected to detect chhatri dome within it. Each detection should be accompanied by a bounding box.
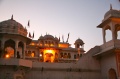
[0,15,27,37]
[75,38,84,46]
[103,4,120,22]
[74,38,84,49]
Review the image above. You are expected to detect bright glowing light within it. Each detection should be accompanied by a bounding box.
[40,54,42,57]
[59,43,69,48]
[5,54,10,58]
[31,53,34,57]
[30,43,35,45]
[43,49,55,62]
[50,44,54,46]
[45,44,49,46]
[45,50,53,53]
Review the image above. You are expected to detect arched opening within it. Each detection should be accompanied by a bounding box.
[5,47,14,58]
[44,53,53,62]
[55,53,58,62]
[18,41,24,58]
[117,31,120,39]
[106,30,112,41]
[43,49,55,62]
[105,25,112,42]
[4,39,15,58]
[115,24,120,39]
[108,68,117,79]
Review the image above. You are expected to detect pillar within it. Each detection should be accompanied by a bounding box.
[15,41,19,58]
[102,28,106,44]
[1,40,4,58]
[110,22,116,41]
[23,42,26,59]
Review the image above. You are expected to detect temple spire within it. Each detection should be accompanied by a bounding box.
[11,14,13,20]
[110,4,112,10]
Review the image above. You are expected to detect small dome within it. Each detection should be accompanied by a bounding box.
[44,34,54,39]
[75,38,84,45]
[39,35,44,40]
[104,9,120,20]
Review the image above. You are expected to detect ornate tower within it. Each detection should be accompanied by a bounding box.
[74,38,85,56]
[96,5,120,78]
[74,38,84,48]
[97,5,120,44]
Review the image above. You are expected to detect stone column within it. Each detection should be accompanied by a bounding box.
[15,41,19,58]
[23,42,26,59]
[102,28,106,44]
[1,40,5,58]
[110,22,116,41]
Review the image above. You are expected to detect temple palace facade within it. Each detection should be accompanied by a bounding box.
[0,6,120,79]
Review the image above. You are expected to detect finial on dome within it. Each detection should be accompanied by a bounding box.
[11,14,13,20]
[110,4,112,10]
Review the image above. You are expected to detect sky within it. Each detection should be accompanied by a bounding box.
[0,0,120,52]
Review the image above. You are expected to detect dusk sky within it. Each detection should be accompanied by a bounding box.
[0,0,120,52]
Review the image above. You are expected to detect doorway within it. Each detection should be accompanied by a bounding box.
[108,68,117,79]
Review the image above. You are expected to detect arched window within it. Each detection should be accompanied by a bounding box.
[28,51,31,57]
[105,25,112,42]
[68,53,71,59]
[64,53,67,58]
[74,55,76,59]
[31,51,35,57]
[4,39,15,58]
[115,24,120,39]
[60,52,63,58]
[18,41,24,58]
[5,47,14,58]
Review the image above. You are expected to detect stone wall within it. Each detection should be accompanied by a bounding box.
[101,53,117,79]
[0,46,102,79]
